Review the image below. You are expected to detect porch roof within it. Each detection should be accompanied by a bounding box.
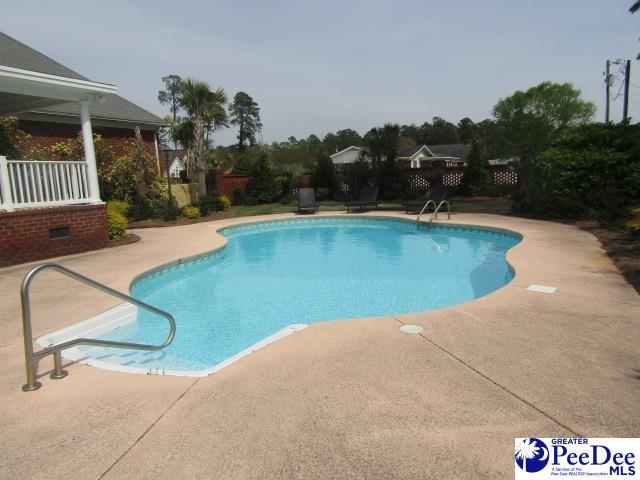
[0,31,117,114]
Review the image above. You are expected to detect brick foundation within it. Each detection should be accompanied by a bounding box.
[0,204,110,267]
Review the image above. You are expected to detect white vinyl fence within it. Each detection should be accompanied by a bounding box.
[0,156,92,211]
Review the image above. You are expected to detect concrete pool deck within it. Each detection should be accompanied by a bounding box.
[0,212,638,479]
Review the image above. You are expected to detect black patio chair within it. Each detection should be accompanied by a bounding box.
[345,186,380,213]
[402,189,433,214]
[297,188,319,213]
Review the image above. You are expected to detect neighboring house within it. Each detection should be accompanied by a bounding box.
[425,144,471,167]
[330,143,470,169]
[396,145,433,168]
[329,146,368,169]
[159,148,187,178]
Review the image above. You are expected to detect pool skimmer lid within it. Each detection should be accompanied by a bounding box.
[399,324,424,334]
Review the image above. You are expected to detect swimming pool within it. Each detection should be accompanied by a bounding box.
[51,218,520,375]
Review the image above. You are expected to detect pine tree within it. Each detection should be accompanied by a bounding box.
[229,92,262,151]
[461,139,491,196]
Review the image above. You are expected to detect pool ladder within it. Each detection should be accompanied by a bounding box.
[416,199,450,228]
[20,263,176,392]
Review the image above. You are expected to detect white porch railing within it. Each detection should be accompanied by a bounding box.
[0,156,93,211]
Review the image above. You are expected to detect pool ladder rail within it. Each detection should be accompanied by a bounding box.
[416,199,450,228]
[20,263,176,392]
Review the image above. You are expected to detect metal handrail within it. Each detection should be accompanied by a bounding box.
[429,200,451,227]
[416,199,451,229]
[416,199,437,226]
[21,263,176,391]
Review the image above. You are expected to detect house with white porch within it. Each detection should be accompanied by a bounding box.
[0,32,131,266]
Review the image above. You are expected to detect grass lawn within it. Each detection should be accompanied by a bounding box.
[232,196,514,218]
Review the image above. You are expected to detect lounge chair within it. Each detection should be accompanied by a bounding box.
[345,186,379,213]
[402,190,433,214]
[297,188,319,213]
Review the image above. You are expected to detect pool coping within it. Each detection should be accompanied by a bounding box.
[39,214,524,378]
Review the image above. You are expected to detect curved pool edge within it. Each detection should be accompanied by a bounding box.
[128,214,524,294]
[52,213,526,378]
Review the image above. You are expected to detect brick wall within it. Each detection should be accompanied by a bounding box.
[0,204,110,267]
[18,120,156,158]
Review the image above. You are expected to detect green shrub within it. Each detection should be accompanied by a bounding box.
[107,211,127,240]
[315,187,330,200]
[244,195,258,206]
[182,205,201,219]
[106,200,130,218]
[517,123,640,221]
[198,192,219,216]
[526,147,637,220]
[216,195,231,211]
[162,197,181,221]
[231,187,246,205]
[247,152,279,203]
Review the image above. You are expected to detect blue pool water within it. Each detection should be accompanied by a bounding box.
[78,218,520,373]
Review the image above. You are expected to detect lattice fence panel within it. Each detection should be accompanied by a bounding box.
[442,171,463,187]
[491,169,518,185]
[405,174,431,192]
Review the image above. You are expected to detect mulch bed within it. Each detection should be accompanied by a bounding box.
[127,211,235,229]
[108,233,140,248]
[576,221,640,295]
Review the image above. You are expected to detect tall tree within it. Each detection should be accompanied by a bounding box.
[335,129,363,149]
[322,132,340,152]
[460,138,491,196]
[492,81,595,157]
[457,117,478,144]
[157,75,182,149]
[365,123,402,198]
[179,78,228,197]
[229,91,262,151]
[421,117,460,145]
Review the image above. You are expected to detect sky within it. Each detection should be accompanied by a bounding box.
[2,0,639,146]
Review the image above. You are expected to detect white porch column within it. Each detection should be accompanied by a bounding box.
[80,99,101,202]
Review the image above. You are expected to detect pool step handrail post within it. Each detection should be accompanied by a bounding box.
[416,200,436,227]
[20,262,176,392]
[428,200,450,228]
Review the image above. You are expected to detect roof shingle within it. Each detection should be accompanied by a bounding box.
[0,31,88,80]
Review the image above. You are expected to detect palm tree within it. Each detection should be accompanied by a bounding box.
[178,79,228,197]
[515,438,540,473]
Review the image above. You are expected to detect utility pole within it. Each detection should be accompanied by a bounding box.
[605,60,611,124]
[623,59,631,123]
